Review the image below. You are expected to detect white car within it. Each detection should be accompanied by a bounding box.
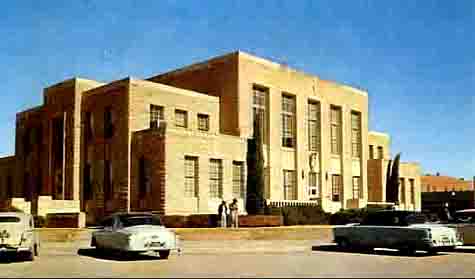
[0,212,40,261]
[91,212,180,259]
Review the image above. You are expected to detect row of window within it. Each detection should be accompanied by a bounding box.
[399,178,416,204]
[150,105,210,131]
[252,85,362,158]
[183,157,245,199]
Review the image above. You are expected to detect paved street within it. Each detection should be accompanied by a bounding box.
[2,240,475,278]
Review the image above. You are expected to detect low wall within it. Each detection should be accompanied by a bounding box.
[45,212,86,228]
[36,225,334,243]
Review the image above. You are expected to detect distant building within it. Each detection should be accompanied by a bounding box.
[421,174,475,213]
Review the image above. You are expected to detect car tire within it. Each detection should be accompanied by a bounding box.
[25,248,35,261]
[427,248,438,255]
[336,238,351,250]
[400,248,416,256]
[159,250,170,259]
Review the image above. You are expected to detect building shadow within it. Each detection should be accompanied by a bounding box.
[311,244,446,258]
[77,248,164,262]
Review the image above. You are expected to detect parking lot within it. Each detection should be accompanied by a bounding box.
[2,240,475,278]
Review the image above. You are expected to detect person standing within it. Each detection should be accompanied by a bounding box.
[229,198,239,228]
[218,200,228,228]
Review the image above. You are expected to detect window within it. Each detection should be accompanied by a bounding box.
[138,157,152,198]
[150,105,164,129]
[352,176,361,199]
[308,172,320,198]
[377,146,384,159]
[209,159,223,198]
[197,114,210,131]
[175,109,188,128]
[185,156,198,198]
[330,106,342,154]
[332,174,342,201]
[281,94,295,148]
[409,179,415,204]
[85,112,93,142]
[104,160,112,200]
[83,163,92,200]
[104,107,114,138]
[369,145,374,159]
[232,161,244,198]
[351,111,361,158]
[283,170,296,200]
[399,178,405,204]
[308,101,320,152]
[252,85,268,143]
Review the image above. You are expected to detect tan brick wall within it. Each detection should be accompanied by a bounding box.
[368,131,391,160]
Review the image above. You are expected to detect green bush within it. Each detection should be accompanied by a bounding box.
[329,207,383,225]
[267,206,330,226]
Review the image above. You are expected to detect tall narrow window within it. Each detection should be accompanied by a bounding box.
[283,170,296,200]
[83,163,92,200]
[351,111,362,158]
[308,172,320,198]
[150,105,164,129]
[85,112,93,142]
[399,178,405,204]
[281,94,295,148]
[352,176,361,199]
[175,109,188,128]
[104,160,112,200]
[308,101,320,152]
[330,106,342,155]
[209,159,223,198]
[197,114,210,131]
[232,161,244,198]
[104,107,114,138]
[138,157,152,198]
[409,179,415,204]
[252,85,268,143]
[185,156,198,197]
[332,174,342,202]
[369,145,374,159]
[377,146,384,159]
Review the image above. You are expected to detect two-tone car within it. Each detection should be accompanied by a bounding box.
[91,212,180,259]
[333,210,463,255]
[0,212,40,261]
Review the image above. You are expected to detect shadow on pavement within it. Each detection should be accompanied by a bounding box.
[77,248,163,262]
[311,244,447,258]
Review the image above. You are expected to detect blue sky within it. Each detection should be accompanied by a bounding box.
[0,1,473,178]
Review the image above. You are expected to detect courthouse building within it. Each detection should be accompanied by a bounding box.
[0,51,421,224]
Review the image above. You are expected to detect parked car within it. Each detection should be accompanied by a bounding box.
[91,212,180,259]
[445,209,475,245]
[0,212,40,261]
[333,210,463,255]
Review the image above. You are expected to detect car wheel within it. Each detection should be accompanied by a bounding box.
[427,248,438,255]
[25,248,35,261]
[336,238,351,250]
[159,250,170,259]
[400,248,416,256]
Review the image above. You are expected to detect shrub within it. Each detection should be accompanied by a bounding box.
[268,206,330,226]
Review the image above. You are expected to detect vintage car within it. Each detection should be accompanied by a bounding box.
[333,210,463,254]
[445,209,475,245]
[0,212,40,261]
[91,212,180,259]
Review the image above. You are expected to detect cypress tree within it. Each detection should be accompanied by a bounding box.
[246,119,265,214]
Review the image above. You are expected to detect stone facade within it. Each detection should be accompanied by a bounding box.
[0,51,424,224]
[367,131,422,210]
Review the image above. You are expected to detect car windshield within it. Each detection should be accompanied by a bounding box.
[119,215,161,227]
[0,217,21,223]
